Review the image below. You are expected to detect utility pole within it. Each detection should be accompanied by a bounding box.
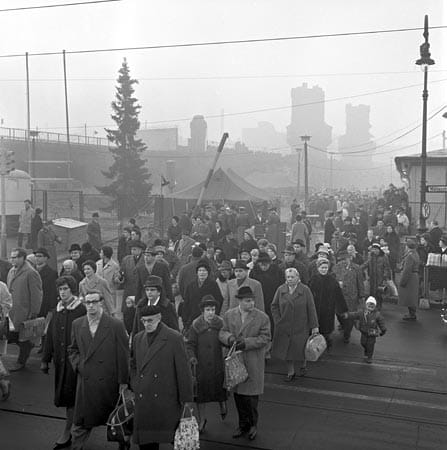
[0,145,14,258]
[329,154,334,191]
[295,147,301,200]
[300,135,311,210]
[25,52,31,177]
[415,15,435,232]
[62,50,72,178]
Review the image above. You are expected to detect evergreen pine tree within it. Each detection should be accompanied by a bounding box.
[97,58,151,218]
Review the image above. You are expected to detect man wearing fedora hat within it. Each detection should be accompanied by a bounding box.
[132,275,178,337]
[136,246,173,303]
[221,260,264,316]
[219,286,271,441]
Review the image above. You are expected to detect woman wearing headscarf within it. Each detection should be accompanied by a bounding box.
[309,258,348,350]
[398,239,420,321]
[271,268,319,381]
[186,295,227,433]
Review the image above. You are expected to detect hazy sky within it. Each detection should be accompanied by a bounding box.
[0,0,445,156]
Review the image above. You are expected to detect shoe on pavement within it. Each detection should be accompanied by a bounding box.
[363,357,372,364]
[0,380,10,400]
[402,314,417,321]
[248,426,257,440]
[9,363,25,372]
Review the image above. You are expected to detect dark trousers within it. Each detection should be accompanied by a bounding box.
[234,393,258,431]
[139,444,159,450]
[342,317,355,339]
[408,306,417,317]
[360,334,376,358]
[322,333,332,349]
[9,332,33,366]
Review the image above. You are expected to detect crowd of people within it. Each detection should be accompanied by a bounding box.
[0,191,445,449]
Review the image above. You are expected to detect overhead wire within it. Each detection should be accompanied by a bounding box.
[0,0,121,12]
[1,24,447,58]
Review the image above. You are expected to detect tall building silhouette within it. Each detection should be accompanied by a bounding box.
[189,115,207,152]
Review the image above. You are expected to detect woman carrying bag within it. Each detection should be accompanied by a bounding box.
[271,268,319,381]
[186,295,228,433]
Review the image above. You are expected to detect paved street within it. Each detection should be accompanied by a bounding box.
[1,303,446,450]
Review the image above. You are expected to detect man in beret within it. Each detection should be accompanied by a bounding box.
[219,286,271,441]
[131,304,193,450]
[132,275,179,337]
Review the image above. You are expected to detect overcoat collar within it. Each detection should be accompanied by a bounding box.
[139,323,169,371]
[81,313,111,361]
[233,307,256,335]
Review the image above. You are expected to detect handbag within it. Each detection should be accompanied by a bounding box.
[174,405,200,450]
[106,390,134,443]
[18,317,46,342]
[224,343,248,390]
[305,333,327,362]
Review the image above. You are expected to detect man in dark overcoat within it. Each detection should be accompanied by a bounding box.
[68,292,129,450]
[136,247,173,302]
[86,212,102,251]
[131,304,193,450]
[35,248,58,318]
[119,240,146,333]
[7,247,43,371]
[132,275,179,337]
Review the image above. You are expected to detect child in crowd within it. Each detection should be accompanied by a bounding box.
[347,296,386,363]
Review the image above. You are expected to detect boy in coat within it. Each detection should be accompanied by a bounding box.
[219,286,271,441]
[346,296,386,363]
[130,304,193,449]
[68,292,129,450]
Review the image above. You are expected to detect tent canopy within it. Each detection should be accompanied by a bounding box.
[165,167,272,202]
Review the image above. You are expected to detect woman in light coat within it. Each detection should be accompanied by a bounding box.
[0,281,12,400]
[79,260,114,315]
[398,239,420,321]
[271,268,319,381]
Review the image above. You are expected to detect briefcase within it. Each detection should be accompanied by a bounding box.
[19,317,46,342]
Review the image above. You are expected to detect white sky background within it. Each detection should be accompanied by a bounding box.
[0,0,445,155]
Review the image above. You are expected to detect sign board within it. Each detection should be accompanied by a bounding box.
[421,202,430,219]
[426,185,447,193]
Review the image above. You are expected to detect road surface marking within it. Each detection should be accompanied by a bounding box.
[265,383,447,411]
[321,358,437,374]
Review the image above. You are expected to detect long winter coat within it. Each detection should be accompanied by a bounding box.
[186,315,227,403]
[182,277,223,329]
[364,252,391,297]
[79,274,114,315]
[7,261,43,330]
[136,262,173,302]
[309,273,348,335]
[221,277,264,316]
[37,264,58,317]
[219,307,271,396]
[333,262,364,311]
[120,253,145,301]
[398,249,420,308]
[271,283,318,361]
[130,324,193,445]
[69,313,129,428]
[42,298,86,407]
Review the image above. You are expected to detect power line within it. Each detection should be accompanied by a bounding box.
[2,70,447,82]
[0,0,121,12]
[1,24,447,58]
[42,77,446,131]
[309,105,447,155]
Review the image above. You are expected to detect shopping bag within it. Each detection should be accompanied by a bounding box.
[18,317,45,342]
[106,390,134,443]
[305,333,327,362]
[224,343,248,390]
[174,405,200,450]
[419,298,430,310]
[386,279,398,297]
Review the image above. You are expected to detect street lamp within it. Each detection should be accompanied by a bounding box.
[300,135,311,210]
[416,15,435,232]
